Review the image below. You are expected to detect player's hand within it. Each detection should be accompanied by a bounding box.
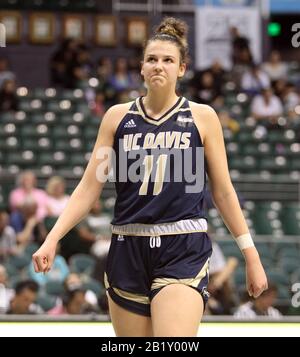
[246,258,268,298]
[32,239,57,273]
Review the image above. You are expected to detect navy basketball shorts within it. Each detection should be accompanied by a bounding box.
[104,232,212,317]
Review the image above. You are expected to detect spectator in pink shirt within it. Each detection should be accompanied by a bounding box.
[46,176,70,217]
[9,171,49,222]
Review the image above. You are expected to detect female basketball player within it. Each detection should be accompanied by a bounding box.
[33,17,268,336]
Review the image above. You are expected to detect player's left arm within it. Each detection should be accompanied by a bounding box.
[191,103,268,298]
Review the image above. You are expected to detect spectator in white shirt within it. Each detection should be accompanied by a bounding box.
[241,64,270,96]
[251,88,283,122]
[262,50,288,82]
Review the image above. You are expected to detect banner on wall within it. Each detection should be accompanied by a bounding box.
[195,6,261,70]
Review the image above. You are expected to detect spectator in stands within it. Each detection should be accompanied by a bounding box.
[50,38,79,88]
[9,170,49,222]
[0,79,18,112]
[90,90,106,118]
[10,197,47,249]
[46,176,70,217]
[206,241,239,315]
[241,64,270,96]
[218,110,240,134]
[282,82,300,120]
[47,286,87,315]
[96,57,115,105]
[0,57,15,89]
[234,283,282,319]
[230,26,253,66]
[251,88,283,123]
[262,50,288,83]
[6,280,42,314]
[76,199,111,258]
[190,70,224,108]
[79,200,112,286]
[0,264,14,313]
[206,60,226,91]
[64,273,98,310]
[0,210,17,263]
[109,57,136,94]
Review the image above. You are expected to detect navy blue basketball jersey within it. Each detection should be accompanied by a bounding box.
[111,96,207,225]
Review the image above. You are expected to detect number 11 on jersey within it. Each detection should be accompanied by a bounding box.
[139,154,168,195]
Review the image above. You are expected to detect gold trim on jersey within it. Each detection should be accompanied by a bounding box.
[136,97,186,126]
[151,258,210,291]
[104,273,150,305]
[111,218,207,236]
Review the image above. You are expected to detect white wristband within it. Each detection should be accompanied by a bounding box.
[235,233,254,251]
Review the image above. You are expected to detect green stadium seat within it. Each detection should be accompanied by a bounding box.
[69,254,96,276]
[38,152,68,167]
[82,278,105,296]
[259,156,287,173]
[20,124,50,137]
[277,286,291,300]
[44,216,58,232]
[24,243,40,257]
[8,253,31,270]
[45,281,64,297]
[281,204,300,235]
[278,257,299,275]
[266,270,290,286]
[229,156,257,173]
[234,268,246,286]
[36,293,57,311]
[52,125,81,138]
[6,151,37,168]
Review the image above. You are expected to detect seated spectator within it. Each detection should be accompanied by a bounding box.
[10,198,47,249]
[109,57,136,94]
[96,57,115,105]
[218,110,240,134]
[230,26,252,66]
[0,57,15,89]
[234,284,282,319]
[48,273,98,315]
[47,286,87,315]
[90,90,106,118]
[251,88,283,122]
[262,50,288,83]
[64,273,98,310]
[241,64,270,96]
[0,210,17,263]
[206,241,238,315]
[282,82,300,120]
[9,170,49,222]
[0,79,18,112]
[0,264,14,313]
[46,176,70,217]
[50,38,79,88]
[190,70,224,108]
[6,280,42,314]
[76,199,111,256]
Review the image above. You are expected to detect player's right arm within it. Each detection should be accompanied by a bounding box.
[32,103,130,273]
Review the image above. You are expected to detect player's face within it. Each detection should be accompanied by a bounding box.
[141,40,186,90]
